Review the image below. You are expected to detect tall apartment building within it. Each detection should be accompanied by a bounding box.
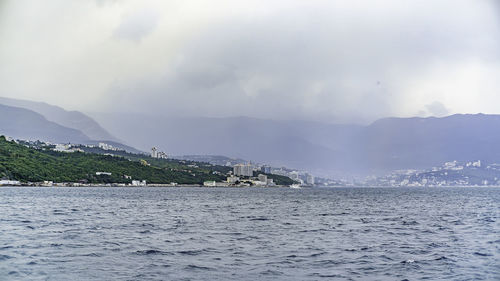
[233,163,253,177]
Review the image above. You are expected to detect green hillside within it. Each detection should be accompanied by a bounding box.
[0,136,226,184]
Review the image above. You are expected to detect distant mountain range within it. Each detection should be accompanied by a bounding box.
[0,103,90,144]
[0,97,141,153]
[0,97,117,141]
[2,96,500,177]
[91,112,500,176]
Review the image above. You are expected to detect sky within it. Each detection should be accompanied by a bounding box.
[0,0,499,124]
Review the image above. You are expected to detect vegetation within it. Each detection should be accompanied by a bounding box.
[253,171,297,186]
[75,146,297,185]
[0,136,226,184]
[75,145,232,175]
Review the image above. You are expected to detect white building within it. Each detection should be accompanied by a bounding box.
[131,180,147,186]
[0,180,20,186]
[151,147,168,159]
[54,144,72,152]
[258,174,268,183]
[98,142,120,151]
[233,164,253,177]
[203,181,217,187]
[289,171,300,180]
[42,181,53,187]
[306,174,315,185]
[227,175,240,184]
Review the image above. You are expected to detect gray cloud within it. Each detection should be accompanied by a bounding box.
[95,0,121,7]
[113,8,160,42]
[0,0,499,124]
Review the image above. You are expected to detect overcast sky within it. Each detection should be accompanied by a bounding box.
[0,0,499,123]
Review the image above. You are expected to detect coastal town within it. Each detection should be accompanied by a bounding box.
[3,136,500,188]
[0,137,302,188]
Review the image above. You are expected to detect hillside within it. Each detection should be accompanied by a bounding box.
[71,145,296,186]
[357,114,500,172]
[91,114,347,172]
[366,160,500,187]
[0,104,91,144]
[0,96,118,142]
[0,136,225,184]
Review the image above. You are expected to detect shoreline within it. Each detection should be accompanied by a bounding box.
[0,183,292,188]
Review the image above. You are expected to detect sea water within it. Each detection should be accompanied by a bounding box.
[0,186,498,280]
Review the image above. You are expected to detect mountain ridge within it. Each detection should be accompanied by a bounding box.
[0,97,119,142]
[91,112,500,177]
[3,96,498,177]
[0,104,91,144]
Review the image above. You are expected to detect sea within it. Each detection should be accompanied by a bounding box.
[0,186,498,280]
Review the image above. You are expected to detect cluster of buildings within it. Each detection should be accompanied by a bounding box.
[231,163,316,187]
[202,163,281,187]
[151,147,168,159]
[97,142,122,151]
[1,135,321,188]
[365,160,500,187]
[203,173,275,187]
[12,138,125,154]
[53,142,123,153]
[272,168,315,186]
[54,144,84,153]
[173,156,322,187]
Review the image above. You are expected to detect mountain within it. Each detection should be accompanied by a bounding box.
[92,113,500,177]
[90,114,352,171]
[357,114,500,171]
[0,97,118,142]
[0,104,90,144]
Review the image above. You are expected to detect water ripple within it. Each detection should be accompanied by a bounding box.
[0,186,498,280]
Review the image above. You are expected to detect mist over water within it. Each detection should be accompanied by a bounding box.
[0,186,498,280]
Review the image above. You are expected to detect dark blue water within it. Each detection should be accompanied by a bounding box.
[0,187,498,280]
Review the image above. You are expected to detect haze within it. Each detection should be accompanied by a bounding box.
[0,0,499,124]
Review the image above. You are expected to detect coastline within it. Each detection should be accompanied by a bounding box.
[0,183,292,188]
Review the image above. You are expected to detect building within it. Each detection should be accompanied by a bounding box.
[54,144,72,152]
[203,181,217,187]
[98,142,120,151]
[227,175,240,184]
[0,180,20,186]
[131,180,147,186]
[260,165,271,174]
[42,181,53,187]
[289,171,300,181]
[151,147,167,159]
[96,172,112,176]
[306,174,315,185]
[233,164,253,177]
[258,174,268,183]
